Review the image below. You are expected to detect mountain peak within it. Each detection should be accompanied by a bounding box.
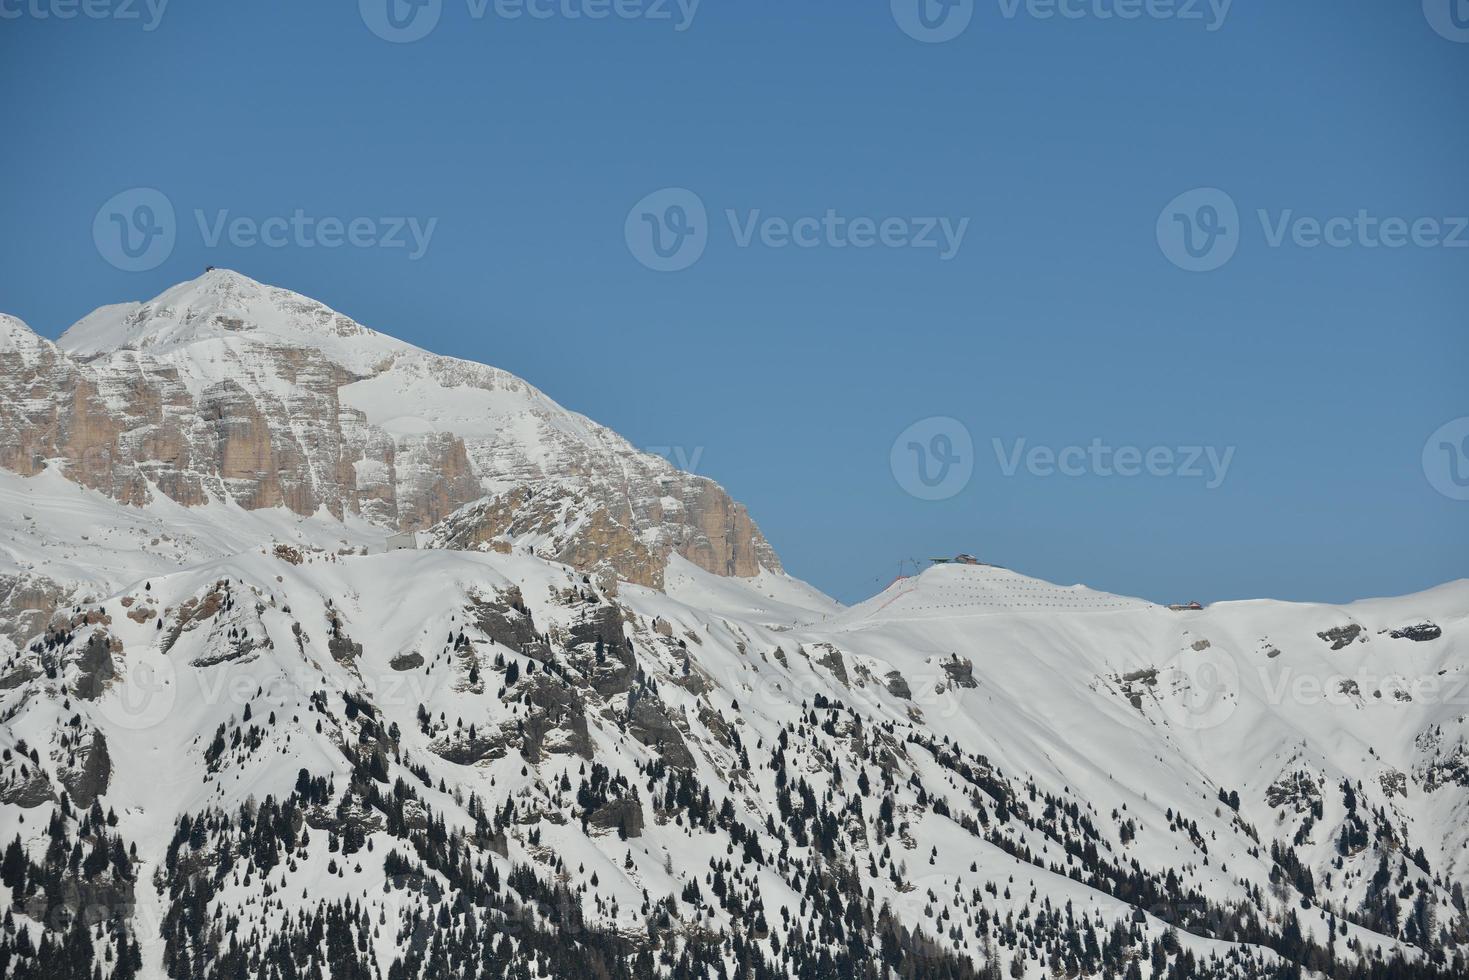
[831,559,1150,628]
[17,271,786,588]
[0,313,48,353]
[57,268,414,369]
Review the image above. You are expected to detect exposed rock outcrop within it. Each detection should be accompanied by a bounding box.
[427,475,777,590]
[1265,770,1320,813]
[57,730,112,808]
[565,603,636,696]
[519,673,593,763]
[71,632,118,701]
[1317,624,1364,650]
[1390,623,1442,642]
[942,655,978,689]
[468,586,547,658]
[626,691,693,770]
[586,796,644,838]
[0,574,68,652]
[809,643,850,688]
[884,670,912,700]
[0,762,53,808]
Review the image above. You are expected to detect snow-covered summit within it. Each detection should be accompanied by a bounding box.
[4,270,784,589]
[58,268,413,369]
[0,313,50,355]
[55,269,597,451]
[833,560,1151,627]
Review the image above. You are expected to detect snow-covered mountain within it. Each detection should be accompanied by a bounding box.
[0,269,779,591]
[0,273,1467,980]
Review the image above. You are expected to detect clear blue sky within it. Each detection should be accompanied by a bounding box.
[2,1,1465,604]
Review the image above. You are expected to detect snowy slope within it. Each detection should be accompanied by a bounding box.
[1,486,1466,977]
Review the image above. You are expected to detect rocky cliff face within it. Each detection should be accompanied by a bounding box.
[0,270,780,586]
[426,475,776,590]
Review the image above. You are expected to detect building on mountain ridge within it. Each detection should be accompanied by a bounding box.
[930,553,984,566]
